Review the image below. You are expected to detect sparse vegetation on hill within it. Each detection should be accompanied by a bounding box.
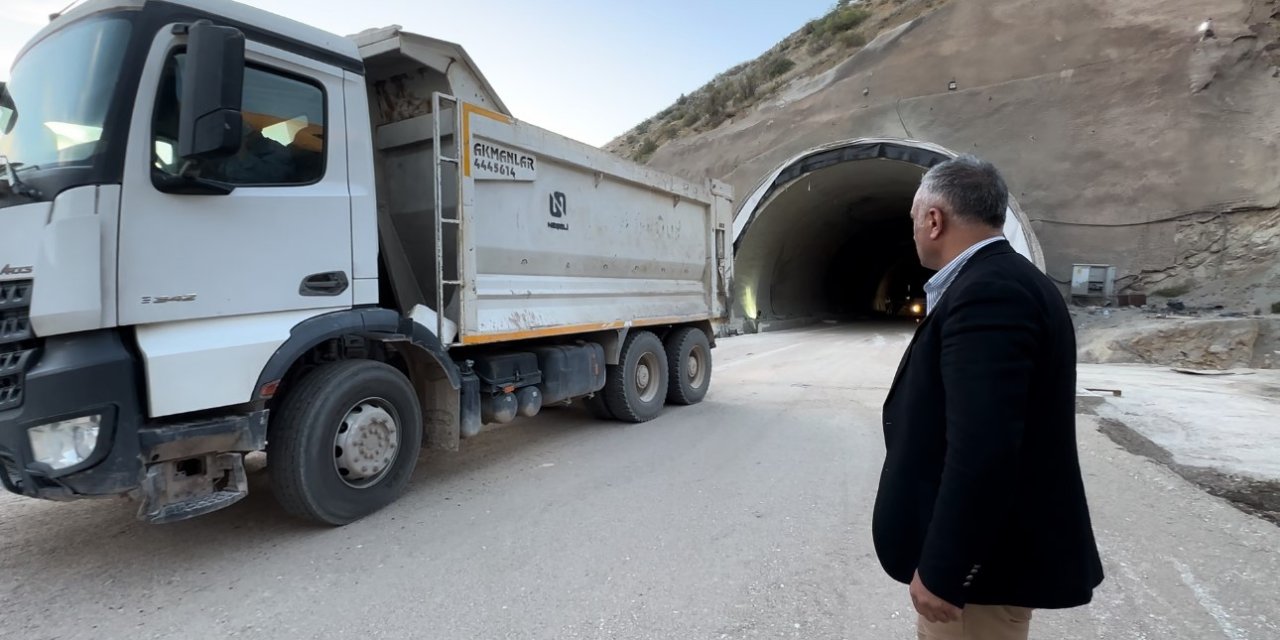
[607,0,943,162]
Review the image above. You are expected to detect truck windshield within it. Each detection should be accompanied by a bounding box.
[0,16,132,185]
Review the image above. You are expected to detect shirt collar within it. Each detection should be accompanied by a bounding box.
[923,236,1004,313]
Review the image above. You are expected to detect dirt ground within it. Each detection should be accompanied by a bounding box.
[1098,417,1280,526]
[1079,361,1280,526]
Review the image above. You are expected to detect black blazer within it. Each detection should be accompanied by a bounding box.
[872,240,1104,609]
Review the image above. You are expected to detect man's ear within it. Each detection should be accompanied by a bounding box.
[927,207,945,240]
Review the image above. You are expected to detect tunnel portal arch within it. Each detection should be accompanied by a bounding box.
[730,138,1045,331]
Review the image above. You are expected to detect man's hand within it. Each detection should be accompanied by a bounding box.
[910,571,962,624]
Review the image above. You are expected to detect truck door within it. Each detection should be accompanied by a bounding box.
[118,30,353,325]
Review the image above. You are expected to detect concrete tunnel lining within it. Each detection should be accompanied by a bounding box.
[730,138,1044,330]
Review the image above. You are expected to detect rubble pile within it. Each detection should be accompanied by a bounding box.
[1074,304,1280,370]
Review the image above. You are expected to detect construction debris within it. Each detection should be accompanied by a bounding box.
[1085,387,1122,397]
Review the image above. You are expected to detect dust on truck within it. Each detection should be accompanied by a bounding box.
[0,0,733,524]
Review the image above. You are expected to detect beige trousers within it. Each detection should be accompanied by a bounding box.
[917,605,1033,640]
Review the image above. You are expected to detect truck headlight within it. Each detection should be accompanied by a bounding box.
[28,415,102,470]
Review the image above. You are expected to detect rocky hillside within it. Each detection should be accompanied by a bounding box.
[605,0,944,163]
[612,0,1280,313]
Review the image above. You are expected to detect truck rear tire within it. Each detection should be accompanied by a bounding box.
[665,327,712,405]
[268,360,423,525]
[604,330,669,423]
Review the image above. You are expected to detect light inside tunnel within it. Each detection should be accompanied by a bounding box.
[731,139,1042,331]
[740,284,758,320]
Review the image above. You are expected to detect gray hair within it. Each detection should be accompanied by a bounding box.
[919,154,1009,229]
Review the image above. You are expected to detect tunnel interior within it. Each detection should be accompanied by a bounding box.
[734,156,932,326]
[731,140,1041,330]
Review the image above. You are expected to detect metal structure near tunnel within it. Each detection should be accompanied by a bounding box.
[730,138,1045,332]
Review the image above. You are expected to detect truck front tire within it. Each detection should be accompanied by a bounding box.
[268,360,423,525]
[665,327,712,405]
[604,331,669,423]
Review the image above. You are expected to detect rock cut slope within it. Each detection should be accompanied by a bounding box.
[615,0,1280,310]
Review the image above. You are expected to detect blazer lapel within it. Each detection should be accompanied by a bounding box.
[885,311,935,405]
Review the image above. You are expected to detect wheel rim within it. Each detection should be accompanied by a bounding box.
[635,351,660,403]
[687,344,708,389]
[333,398,400,488]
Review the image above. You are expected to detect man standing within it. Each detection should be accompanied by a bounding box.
[873,156,1104,639]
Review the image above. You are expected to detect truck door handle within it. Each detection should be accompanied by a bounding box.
[299,271,349,297]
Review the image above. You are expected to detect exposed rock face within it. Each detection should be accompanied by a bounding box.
[1126,207,1280,311]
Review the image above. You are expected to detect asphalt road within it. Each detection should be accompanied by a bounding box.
[2,324,1277,639]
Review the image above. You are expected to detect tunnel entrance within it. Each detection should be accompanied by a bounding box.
[730,138,1043,332]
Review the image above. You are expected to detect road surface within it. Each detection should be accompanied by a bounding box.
[2,324,1277,639]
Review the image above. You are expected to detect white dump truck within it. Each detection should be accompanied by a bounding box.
[0,0,733,524]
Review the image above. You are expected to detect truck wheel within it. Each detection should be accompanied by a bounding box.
[665,327,712,405]
[604,331,669,423]
[268,360,422,525]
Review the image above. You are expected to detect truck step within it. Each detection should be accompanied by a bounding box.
[138,452,250,524]
[144,490,247,524]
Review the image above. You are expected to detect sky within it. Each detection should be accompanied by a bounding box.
[1,0,836,146]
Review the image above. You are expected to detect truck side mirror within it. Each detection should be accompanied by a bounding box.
[0,82,11,134]
[177,21,245,160]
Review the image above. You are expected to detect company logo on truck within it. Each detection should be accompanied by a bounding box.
[472,142,537,181]
[548,192,569,231]
[0,264,33,276]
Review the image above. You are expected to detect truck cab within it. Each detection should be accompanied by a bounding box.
[0,0,732,524]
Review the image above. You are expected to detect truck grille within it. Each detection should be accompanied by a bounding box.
[0,279,30,308]
[0,313,32,344]
[0,279,35,412]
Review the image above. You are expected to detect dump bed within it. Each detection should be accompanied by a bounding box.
[356,28,734,346]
